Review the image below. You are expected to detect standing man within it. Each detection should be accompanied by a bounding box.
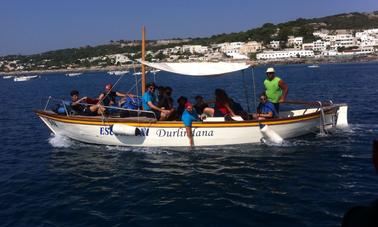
[264,67,288,113]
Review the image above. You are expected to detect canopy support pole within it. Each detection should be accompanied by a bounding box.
[251,67,257,112]
[141,26,146,96]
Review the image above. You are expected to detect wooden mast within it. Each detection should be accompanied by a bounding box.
[141,26,146,95]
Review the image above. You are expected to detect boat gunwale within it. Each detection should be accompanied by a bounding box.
[34,107,338,127]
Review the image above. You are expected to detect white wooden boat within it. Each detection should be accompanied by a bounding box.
[35,103,348,147]
[308,64,320,68]
[35,27,349,147]
[14,75,39,82]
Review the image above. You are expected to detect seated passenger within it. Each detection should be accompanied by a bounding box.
[230,98,249,120]
[193,95,208,115]
[142,82,173,121]
[70,90,100,116]
[98,84,127,107]
[203,89,236,118]
[158,86,174,111]
[253,93,278,120]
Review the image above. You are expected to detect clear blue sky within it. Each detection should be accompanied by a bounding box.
[1,0,377,56]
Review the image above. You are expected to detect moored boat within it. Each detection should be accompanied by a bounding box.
[14,75,39,82]
[108,70,129,76]
[66,73,83,77]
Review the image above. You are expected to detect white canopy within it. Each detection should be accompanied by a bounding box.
[140,61,250,76]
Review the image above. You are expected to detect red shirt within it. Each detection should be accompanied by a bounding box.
[215,101,230,115]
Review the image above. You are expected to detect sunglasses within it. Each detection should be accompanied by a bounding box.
[260,98,267,101]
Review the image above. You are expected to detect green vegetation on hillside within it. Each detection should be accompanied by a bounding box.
[1,11,378,70]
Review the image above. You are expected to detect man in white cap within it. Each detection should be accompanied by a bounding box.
[264,67,288,113]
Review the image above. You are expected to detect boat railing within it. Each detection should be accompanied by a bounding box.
[42,96,157,119]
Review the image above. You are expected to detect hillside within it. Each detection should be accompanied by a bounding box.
[191,11,378,45]
[1,11,378,71]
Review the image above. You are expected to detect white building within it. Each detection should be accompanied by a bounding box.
[107,54,131,64]
[269,40,280,49]
[313,40,330,52]
[332,34,356,49]
[219,42,247,59]
[356,29,378,47]
[239,41,263,55]
[287,36,303,48]
[257,49,314,60]
[302,43,314,51]
[181,45,209,54]
[338,46,375,56]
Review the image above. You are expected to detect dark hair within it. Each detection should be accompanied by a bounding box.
[195,95,203,100]
[259,92,267,98]
[70,90,79,96]
[146,82,156,88]
[177,96,188,104]
[215,88,230,104]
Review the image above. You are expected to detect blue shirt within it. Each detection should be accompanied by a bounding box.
[181,109,199,127]
[257,101,278,118]
[142,91,156,111]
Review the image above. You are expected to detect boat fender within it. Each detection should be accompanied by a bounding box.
[336,105,349,127]
[259,124,283,144]
[112,124,137,136]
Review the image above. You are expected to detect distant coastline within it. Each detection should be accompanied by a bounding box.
[1,55,377,76]
[0,65,137,76]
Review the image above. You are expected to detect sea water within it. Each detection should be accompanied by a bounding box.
[0,62,378,226]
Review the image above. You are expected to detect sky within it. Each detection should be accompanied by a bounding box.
[1,0,378,56]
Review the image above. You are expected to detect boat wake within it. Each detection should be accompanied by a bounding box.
[105,145,173,155]
[48,134,73,148]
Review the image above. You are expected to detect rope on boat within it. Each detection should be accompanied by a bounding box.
[44,96,52,110]
[242,70,251,113]
[318,101,326,135]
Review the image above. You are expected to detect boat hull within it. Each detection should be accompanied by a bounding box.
[35,105,343,147]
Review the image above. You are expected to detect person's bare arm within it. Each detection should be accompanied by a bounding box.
[72,97,87,106]
[116,91,127,97]
[278,80,288,103]
[225,103,236,117]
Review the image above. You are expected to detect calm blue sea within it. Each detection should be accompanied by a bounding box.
[1,62,378,226]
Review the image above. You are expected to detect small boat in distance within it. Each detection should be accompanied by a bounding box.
[3,75,14,79]
[66,73,83,77]
[150,69,161,74]
[108,70,129,76]
[308,64,320,68]
[14,75,39,82]
[133,71,142,75]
